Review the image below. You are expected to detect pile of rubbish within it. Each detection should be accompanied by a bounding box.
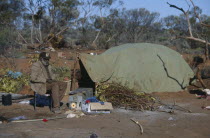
[96,83,156,111]
[81,97,113,114]
[0,69,29,93]
[68,88,113,114]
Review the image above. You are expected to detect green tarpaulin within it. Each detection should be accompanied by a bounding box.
[80,43,194,93]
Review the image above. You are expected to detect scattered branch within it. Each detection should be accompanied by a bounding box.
[17,31,28,44]
[96,83,155,111]
[106,34,116,43]
[130,118,143,135]
[156,99,192,113]
[38,27,69,49]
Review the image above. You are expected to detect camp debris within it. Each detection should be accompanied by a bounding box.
[68,88,93,110]
[81,97,113,114]
[204,106,210,110]
[0,92,29,102]
[65,110,85,118]
[203,89,210,95]
[79,43,194,93]
[7,71,22,79]
[193,89,210,100]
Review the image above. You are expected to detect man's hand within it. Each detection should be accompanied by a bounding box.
[46,79,56,83]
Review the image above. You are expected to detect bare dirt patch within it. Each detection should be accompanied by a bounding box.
[1,91,210,138]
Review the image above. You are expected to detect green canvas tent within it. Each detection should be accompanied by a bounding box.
[79,43,194,93]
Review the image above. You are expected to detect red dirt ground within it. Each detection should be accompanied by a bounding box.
[1,90,210,138]
[1,49,210,138]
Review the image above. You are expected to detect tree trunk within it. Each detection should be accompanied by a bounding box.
[31,15,35,44]
[205,38,209,61]
[185,13,193,37]
[92,30,101,49]
[39,19,43,43]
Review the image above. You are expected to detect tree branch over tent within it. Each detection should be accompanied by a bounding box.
[167,1,210,46]
[167,0,210,88]
[177,36,210,46]
[167,2,193,37]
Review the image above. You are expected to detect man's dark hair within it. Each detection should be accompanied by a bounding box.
[39,52,51,60]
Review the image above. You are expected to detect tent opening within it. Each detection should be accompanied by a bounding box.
[78,60,95,92]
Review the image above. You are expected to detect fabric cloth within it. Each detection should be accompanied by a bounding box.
[30,94,51,107]
[79,43,194,93]
[30,60,67,108]
[46,81,67,108]
[30,61,55,95]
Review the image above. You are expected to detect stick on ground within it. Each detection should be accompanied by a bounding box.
[130,118,143,135]
[10,116,66,123]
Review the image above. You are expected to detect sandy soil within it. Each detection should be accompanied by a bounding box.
[1,90,210,138]
[1,49,210,138]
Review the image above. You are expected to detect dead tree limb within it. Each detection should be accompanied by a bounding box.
[189,0,210,28]
[167,2,193,37]
[167,2,185,14]
[46,27,69,44]
[177,36,210,46]
[17,31,28,44]
[106,34,117,43]
[38,27,69,49]
[174,104,192,113]
[205,37,209,60]
[167,2,210,47]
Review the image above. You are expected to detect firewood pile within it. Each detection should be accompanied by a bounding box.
[96,83,156,111]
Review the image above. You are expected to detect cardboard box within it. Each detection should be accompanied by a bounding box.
[81,102,113,114]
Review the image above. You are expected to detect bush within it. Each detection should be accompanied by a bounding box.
[0,69,30,93]
[52,66,71,81]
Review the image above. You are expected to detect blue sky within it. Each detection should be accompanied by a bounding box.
[123,0,210,17]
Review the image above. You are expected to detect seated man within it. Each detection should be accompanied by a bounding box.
[30,52,67,113]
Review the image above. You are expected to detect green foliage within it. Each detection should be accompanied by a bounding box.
[0,69,30,93]
[28,54,39,65]
[0,27,11,47]
[52,66,71,81]
[0,0,24,53]
[48,0,80,33]
[158,37,168,42]
[93,0,117,8]
[0,0,209,52]
[0,68,10,75]
[0,0,24,24]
